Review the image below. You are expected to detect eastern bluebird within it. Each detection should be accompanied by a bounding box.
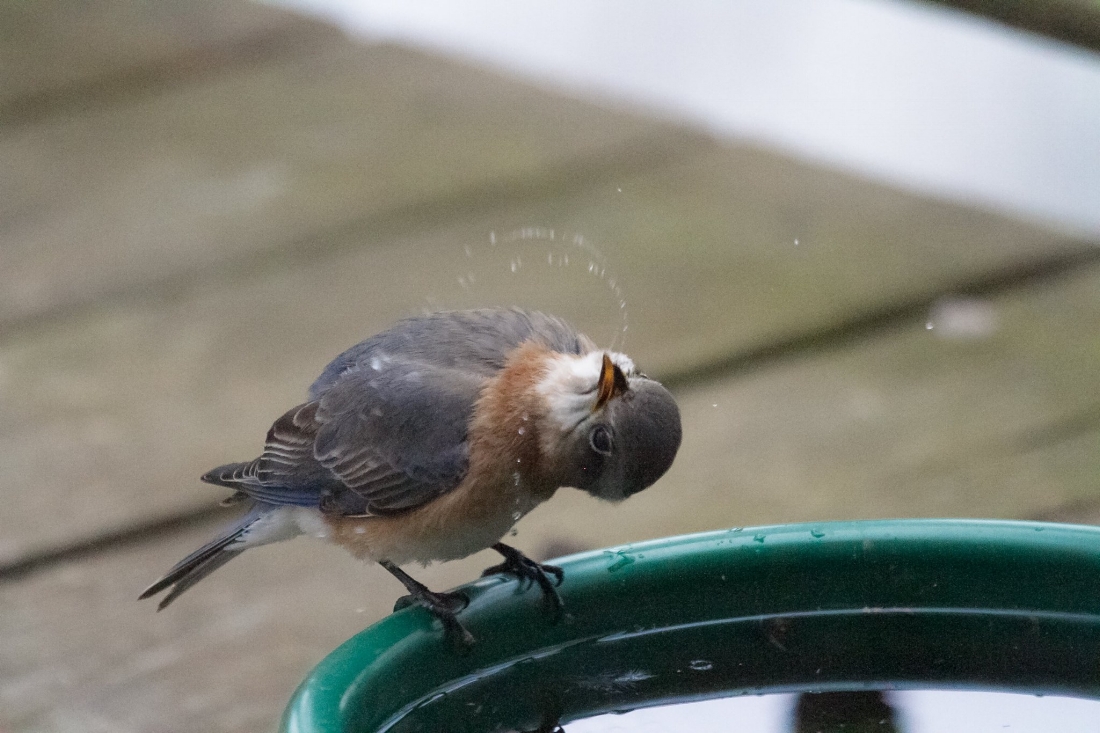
[141,308,682,643]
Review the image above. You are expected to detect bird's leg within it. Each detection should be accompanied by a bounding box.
[482,542,565,619]
[381,561,474,646]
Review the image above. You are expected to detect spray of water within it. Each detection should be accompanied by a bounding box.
[423,226,630,350]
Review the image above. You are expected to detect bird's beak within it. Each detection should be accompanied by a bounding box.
[593,353,630,411]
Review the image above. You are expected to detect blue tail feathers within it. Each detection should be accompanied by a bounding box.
[139,504,264,610]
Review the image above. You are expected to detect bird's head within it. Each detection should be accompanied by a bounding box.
[536,350,682,501]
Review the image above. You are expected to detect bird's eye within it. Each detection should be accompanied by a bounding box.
[589,425,613,455]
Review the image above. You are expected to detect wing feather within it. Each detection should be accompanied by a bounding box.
[204,359,484,515]
[310,362,481,512]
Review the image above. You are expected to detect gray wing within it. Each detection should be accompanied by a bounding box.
[204,359,484,515]
[313,361,483,512]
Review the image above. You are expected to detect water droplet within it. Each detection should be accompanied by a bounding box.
[354,526,366,535]
[794,238,800,246]
[810,528,825,538]
[512,471,521,486]
[617,187,622,193]
[511,511,522,521]
[355,607,365,613]
[689,659,713,671]
[753,534,766,543]
[712,403,718,408]
[453,227,628,355]
[370,357,382,370]
[517,426,526,435]
[925,321,934,330]
[521,412,529,421]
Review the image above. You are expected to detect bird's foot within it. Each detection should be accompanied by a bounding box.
[394,589,474,647]
[483,543,566,620]
[393,588,467,614]
[382,560,474,648]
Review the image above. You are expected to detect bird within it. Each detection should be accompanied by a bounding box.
[140,308,682,643]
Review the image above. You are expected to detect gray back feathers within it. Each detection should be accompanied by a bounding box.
[308,309,590,399]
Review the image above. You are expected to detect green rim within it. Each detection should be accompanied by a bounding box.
[281,520,1100,732]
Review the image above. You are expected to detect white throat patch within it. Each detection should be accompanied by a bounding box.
[536,350,636,433]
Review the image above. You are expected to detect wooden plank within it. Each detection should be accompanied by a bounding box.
[0,0,336,120]
[523,266,1100,550]
[0,38,694,330]
[5,271,1100,730]
[5,276,1100,732]
[924,0,1100,52]
[0,521,475,733]
[1,139,1094,566]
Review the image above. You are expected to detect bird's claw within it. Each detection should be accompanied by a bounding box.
[481,558,564,588]
[483,544,566,620]
[394,590,474,647]
[394,589,468,614]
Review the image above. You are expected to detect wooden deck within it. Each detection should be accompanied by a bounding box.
[2,3,1099,731]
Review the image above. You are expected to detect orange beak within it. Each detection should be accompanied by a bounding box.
[593,353,630,411]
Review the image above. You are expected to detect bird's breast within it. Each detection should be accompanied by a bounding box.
[325,471,551,565]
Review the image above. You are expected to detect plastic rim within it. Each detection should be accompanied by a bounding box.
[281,519,1100,732]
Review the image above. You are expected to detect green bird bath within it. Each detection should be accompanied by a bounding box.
[281,519,1100,732]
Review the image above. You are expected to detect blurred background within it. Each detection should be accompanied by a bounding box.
[1,1,1099,730]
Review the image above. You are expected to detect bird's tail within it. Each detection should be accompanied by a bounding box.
[139,504,265,610]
